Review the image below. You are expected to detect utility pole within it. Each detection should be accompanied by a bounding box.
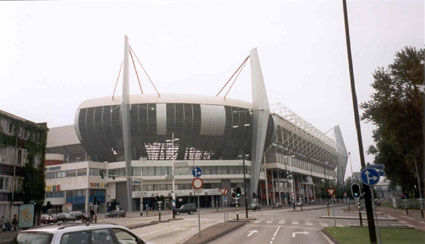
[342,1,377,243]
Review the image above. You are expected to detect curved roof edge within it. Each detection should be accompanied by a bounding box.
[77,94,253,110]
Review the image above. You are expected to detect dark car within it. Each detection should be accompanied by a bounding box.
[56,213,76,222]
[105,209,126,218]
[175,203,197,215]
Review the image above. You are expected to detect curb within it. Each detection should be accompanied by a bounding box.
[321,229,340,244]
[183,222,246,244]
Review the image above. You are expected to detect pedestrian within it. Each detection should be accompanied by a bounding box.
[90,208,95,223]
[0,216,4,232]
[12,215,18,231]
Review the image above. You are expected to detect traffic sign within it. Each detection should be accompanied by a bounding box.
[219,188,228,196]
[192,167,202,177]
[327,188,336,197]
[361,168,380,186]
[192,177,204,189]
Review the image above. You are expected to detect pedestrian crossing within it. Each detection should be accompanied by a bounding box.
[251,218,343,227]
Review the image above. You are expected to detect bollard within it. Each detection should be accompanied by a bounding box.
[236,212,239,221]
[159,211,161,222]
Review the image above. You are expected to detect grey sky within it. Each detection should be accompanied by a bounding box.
[0,0,423,177]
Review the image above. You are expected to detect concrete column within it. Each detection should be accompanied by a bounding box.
[85,188,89,213]
[276,170,282,204]
[211,196,214,208]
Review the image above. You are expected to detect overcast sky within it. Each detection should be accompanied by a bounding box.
[0,0,423,177]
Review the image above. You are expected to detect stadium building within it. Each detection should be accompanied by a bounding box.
[44,47,348,213]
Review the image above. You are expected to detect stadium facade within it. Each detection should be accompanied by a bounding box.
[44,47,348,212]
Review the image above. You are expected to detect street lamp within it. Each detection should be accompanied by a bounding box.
[166,133,179,219]
[233,123,250,219]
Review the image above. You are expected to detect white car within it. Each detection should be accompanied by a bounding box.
[13,223,153,244]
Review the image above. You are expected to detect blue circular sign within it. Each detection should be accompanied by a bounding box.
[192,167,202,177]
[361,168,380,186]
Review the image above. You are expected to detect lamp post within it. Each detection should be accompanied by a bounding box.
[166,133,179,219]
[413,156,424,218]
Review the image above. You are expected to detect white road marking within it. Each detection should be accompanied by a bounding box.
[400,215,415,220]
[418,221,425,224]
[266,220,273,224]
[291,220,299,225]
[140,228,168,237]
[292,231,309,238]
[278,219,286,224]
[270,226,281,243]
[320,222,329,227]
[246,224,320,231]
[305,221,313,226]
[253,219,263,224]
[247,229,258,237]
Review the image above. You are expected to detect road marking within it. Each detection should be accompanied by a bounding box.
[320,222,329,227]
[246,224,320,231]
[278,219,286,224]
[253,219,263,224]
[247,229,258,237]
[418,221,425,224]
[270,226,281,243]
[305,221,313,226]
[291,220,299,225]
[400,215,415,220]
[140,228,168,237]
[292,231,309,238]
[266,219,273,224]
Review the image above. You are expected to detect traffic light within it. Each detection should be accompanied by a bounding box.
[351,183,361,198]
[231,188,236,198]
[235,187,242,198]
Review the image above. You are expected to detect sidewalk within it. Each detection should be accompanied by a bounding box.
[378,206,425,231]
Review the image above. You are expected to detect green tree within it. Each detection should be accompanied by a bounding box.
[361,47,424,196]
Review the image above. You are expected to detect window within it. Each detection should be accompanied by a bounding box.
[66,170,76,177]
[46,172,56,179]
[56,171,66,178]
[112,228,139,244]
[89,168,99,176]
[91,229,114,244]
[60,231,90,244]
[77,168,87,176]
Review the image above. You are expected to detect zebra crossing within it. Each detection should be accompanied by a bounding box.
[251,218,342,227]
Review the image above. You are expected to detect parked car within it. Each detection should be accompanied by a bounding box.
[69,211,84,220]
[175,203,197,215]
[250,203,262,210]
[105,209,126,218]
[41,214,58,224]
[13,223,153,244]
[229,201,239,207]
[272,202,282,208]
[56,213,76,222]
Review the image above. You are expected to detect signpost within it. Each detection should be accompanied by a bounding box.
[219,188,228,223]
[361,167,382,244]
[327,188,336,226]
[192,175,203,237]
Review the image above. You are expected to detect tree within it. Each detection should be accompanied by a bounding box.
[361,47,424,196]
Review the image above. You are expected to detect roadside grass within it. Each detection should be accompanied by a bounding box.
[323,227,425,244]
